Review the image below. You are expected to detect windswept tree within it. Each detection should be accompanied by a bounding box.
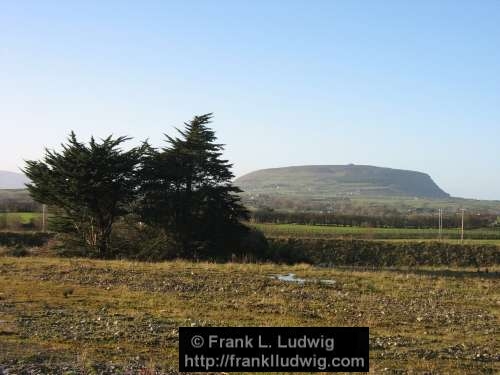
[138,113,249,258]
[24,132,145,257]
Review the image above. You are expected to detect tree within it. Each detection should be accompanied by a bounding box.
[138,113,249,259]
[24,132,144,257]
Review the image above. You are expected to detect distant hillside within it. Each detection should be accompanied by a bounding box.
[0,170,29,189]
[235,165,450,199]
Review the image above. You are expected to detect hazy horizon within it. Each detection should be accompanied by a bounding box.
[1,1,499,200]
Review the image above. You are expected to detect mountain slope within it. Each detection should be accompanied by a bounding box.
[0,170,29,189]
[235,165,450,198]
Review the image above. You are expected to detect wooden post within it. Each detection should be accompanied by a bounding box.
[42,204,46,232]
[461,209,465,243]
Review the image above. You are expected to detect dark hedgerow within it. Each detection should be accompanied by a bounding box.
[0,232,53,247]
[267,237,500,267]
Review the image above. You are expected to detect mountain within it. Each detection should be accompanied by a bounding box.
[0,170,29,189]
[235,165,450,199]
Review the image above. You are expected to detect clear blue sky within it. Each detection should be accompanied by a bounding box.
[1,1,499,199]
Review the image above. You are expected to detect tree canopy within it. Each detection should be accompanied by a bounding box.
[24,132,145,257]
[24,115,256,260]
[138,113,249,259]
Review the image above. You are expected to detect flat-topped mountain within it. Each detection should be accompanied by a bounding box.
[0,170,29,189]
[235,164,450,198]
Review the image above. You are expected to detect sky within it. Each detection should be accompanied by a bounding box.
[1,1,499,200]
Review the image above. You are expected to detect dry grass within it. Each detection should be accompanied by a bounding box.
[0,256,499,374]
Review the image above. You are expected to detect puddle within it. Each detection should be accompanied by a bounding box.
[270,273,336,285]
[275,273,306,284]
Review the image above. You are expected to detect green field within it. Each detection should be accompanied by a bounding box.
[0,256,498,374]
[0,212,41,230]
[241,192,500,215]
[349,195,500,213]
[254,223,500,242]
[0,212,40,223]
[378,238,500,246]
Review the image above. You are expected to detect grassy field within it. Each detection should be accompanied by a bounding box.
[0,211,40,223]
[0,212,42,231]
[378,238,500,246]
[350,196,500,213]
[0,256,498,374]
[0,212,44,231]
[241,192,500,214]
[254,223,500,242]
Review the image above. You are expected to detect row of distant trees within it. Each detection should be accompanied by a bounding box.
[0,190,41,212]
[250,210,499,229]
[0,201,40,213]
[24,114,259,260]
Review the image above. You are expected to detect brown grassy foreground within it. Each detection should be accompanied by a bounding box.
[0,256,499,374]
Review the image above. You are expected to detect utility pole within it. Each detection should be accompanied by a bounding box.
[438,209,442,240]
[460,208,465,243]
[42,204,46,232]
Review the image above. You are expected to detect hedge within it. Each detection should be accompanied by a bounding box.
[0,232,53,247]
[268,237,500,267]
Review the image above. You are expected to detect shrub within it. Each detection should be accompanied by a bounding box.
[233,228,269,261]
[110,218,179,261]
[0,232,53,247]
[6,245,30,257]
[267,237,500,267]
